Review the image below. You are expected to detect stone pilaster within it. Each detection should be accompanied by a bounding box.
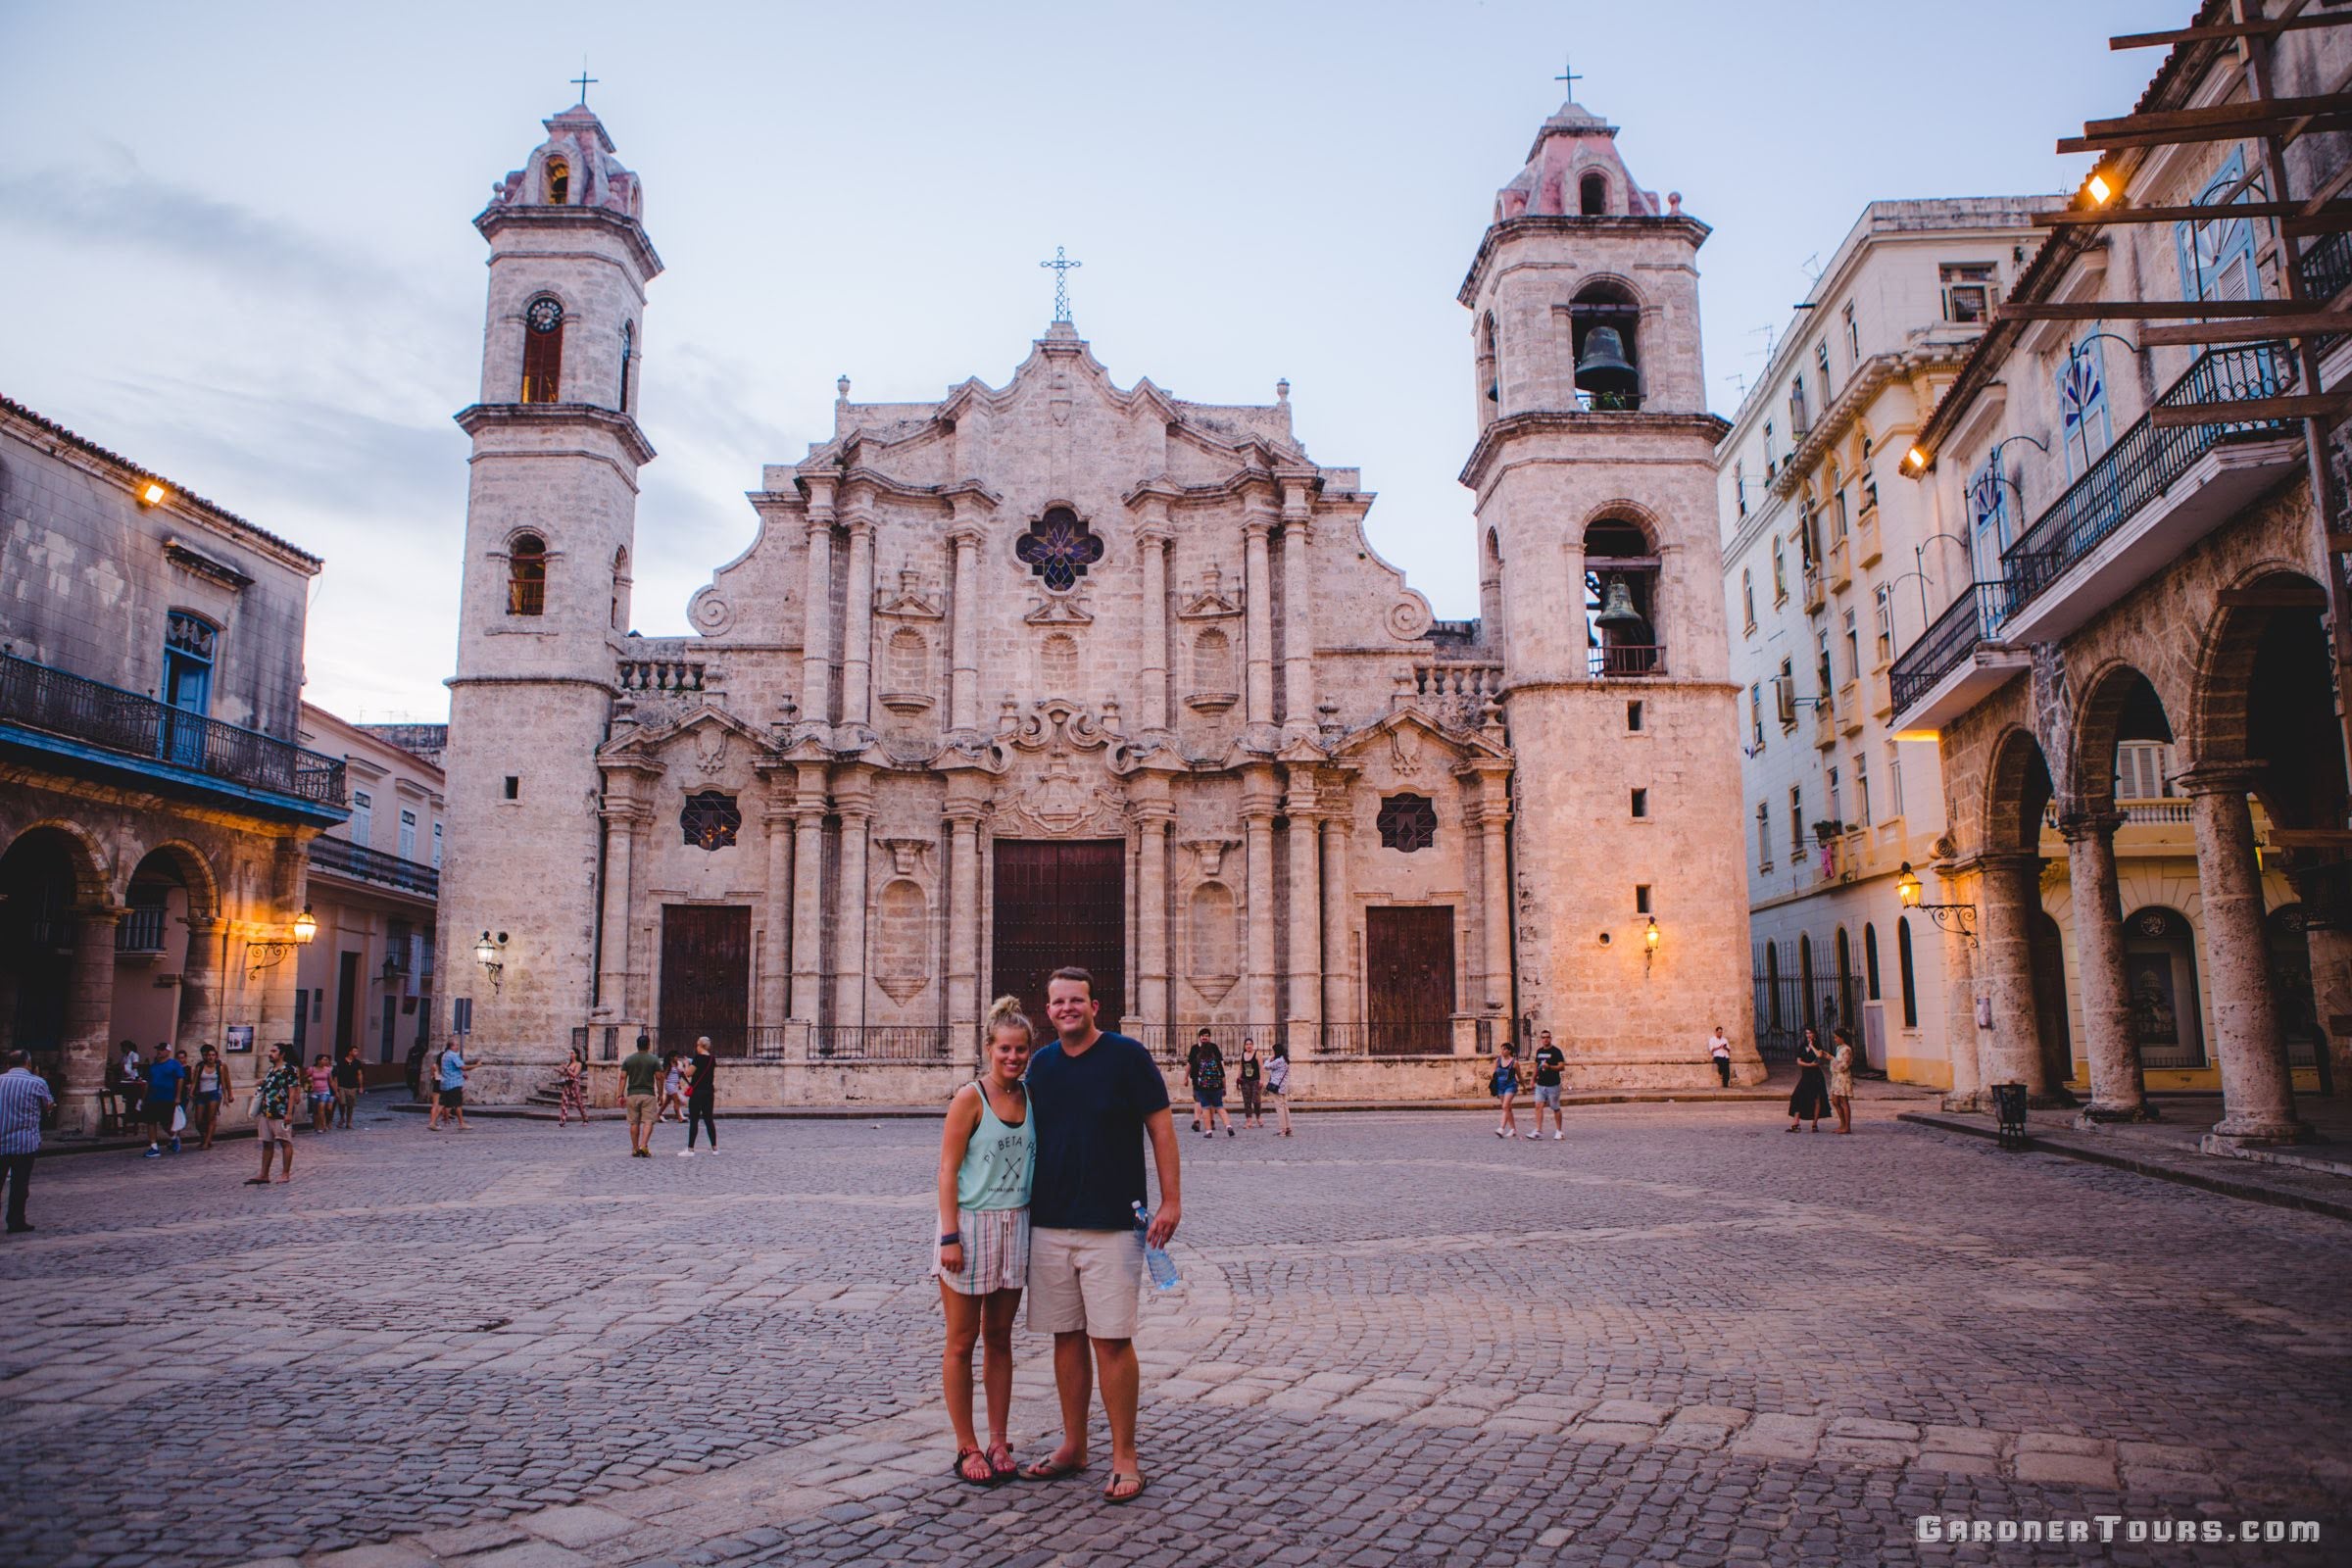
[1134,790,1173,1030]
[947,520,984,737]
[945,787,986,1040]
[789,766,829,1021]
[839,512,875,738]
[2059,811,2151,1124]
[1135,513,1172,734]
[800,483,837,730]
[759,787,794,1029]
[1318,805,1354,1046]
[2180,766,2308,1145]
[1280,479,1315,733]
[1466,764,1513,1015]
[1283,773,1321,1034]
[596,795,646,1021]
[833,770,875,1031]
[1242,766,1279,1024]
[1244,510,1276,735]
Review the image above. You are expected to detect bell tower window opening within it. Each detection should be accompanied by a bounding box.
[1014,507,1104,593]
[520,296,564,404]
[1569,282,1641,412]
[545,157,570,206]
[1579,172,1608,216]
[1377,794,1438,854]
[1478,313,1500,406]
[618,320,634,413]
[507,533,548,616]
[1584,517,1659,676]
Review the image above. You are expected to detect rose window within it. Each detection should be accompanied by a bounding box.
[1014,507,1104,592]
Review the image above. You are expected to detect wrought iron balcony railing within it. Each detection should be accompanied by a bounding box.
[307,834,439,900]
[2000,344,2292,614]
[2300,227,2352,307]
[1888,582,2013,715]
[0,651,345,808]
[1590,643,1666,678]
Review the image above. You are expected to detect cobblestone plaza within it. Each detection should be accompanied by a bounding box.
[5,1099,2348,1567]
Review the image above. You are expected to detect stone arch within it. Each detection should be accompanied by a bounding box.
[3,819,111,904]
[1579,170,1609,216]
[1984,725,2056,857]
[885,626,929,696]
[2189,566,2344,828]
[1570,277,1644,412]
[122,838,221,920]
[1191,627,1235,695]
[2071,661,2175,813]
[1038,632,1080,694]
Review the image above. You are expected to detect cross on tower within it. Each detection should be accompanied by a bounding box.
[572,67,598,106]
[1554,58,1583,98]
[1040,246,1082,323]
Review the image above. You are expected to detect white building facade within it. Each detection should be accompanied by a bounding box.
[1717,200,2058,1086]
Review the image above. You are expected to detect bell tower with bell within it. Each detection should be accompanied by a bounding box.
[1459,85,1759,1084]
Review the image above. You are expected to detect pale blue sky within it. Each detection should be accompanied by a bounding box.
[1,0,2174,720]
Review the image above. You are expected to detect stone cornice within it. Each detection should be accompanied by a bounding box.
[473,203,664,282]
[1764,343,1976,501]
[455,402,657,467]
[1456,213,1712,307]
[1458,410,1731,491]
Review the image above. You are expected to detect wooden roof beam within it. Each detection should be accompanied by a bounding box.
[2059,109,2352,155]
[1995,300,2311,321]
[2140,312,2349,347]
[2111,12,2346,48]
[2147,388,2351,427]
[2081,90,2352,139]
[2033,201,2306,227]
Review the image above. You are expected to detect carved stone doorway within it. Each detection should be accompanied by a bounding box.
[1366,906,1455,1054]
[660,905,751,1056]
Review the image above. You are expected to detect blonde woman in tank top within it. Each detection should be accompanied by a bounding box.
[934,996,1038,1486]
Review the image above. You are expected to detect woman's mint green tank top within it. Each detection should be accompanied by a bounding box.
[956,1082,1035,1211]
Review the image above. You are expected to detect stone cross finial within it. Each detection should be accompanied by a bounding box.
[572,67,598,106]
[1554,58,1582,97]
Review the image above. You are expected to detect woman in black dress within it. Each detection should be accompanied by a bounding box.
[1788,1027,1831,1132]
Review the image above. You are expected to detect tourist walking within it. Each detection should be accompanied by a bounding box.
[432,1042,468,1132]
[1708,1026,1734,1088]
[404,1040,428,1102]
[1788,1027,1831,1133]
[307,1054,334,1133]
[661,1052,689,1123]
[681,1036,718,1156]
[621,1034,662,1156]
[557,1049,590,1126]
[0,1050,54,1233]
[935,996,1038,1487]
[1184,1030,1214,1132]
[141,1041,186,1158]
[1491,1041,1524,1138]
[1236,1041,1262,1129]
[1190,1033,1230,1138]
[1016,966,1179,1505]
[333,1046,364,1129]
[245,1045,302,1184]
[1264,1039,1293,1136]
[1828,1026,1856,1135]
[190,1046,231,1151]
[1529,1030,1567,1140]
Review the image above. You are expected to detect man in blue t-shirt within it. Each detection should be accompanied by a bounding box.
[142,1042,187,1157]
[1015,967,1178,1505]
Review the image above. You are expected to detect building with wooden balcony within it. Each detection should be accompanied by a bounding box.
[1888,0,2351,1147]
[0,395,346,1132]
[292,707,443,1080]
[1717,199,2058,1084]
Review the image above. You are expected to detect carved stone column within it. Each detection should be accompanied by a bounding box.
[1280,480,1315,732]
[1936,863,1984,1111]
[1284,773,1321,1038]
[1976,851,2052,1101]
[1243,510,1276,732]
[1319,806,1354,1040]
[1242,766,1279,1025]
[1134,790,1173,1031]
[789,765,829,1021]
[596,796,644,1021]
[759,786,794,1032]
[1473,778,1513,1015]
[2060,811,2150,1123]
[2181,765,2307,1144]
[1136,512,1173,733]
[840,512,875,736]
[945,789,986,1041]
[177,915,228,1049]
[63,904,122,1135]
[800,483,838,730]
[948,518,984,737]
[833,770,875,1032]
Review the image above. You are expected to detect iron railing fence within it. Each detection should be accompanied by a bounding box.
[1888,582,2012,714]
[809,1024,956,1062]
[0,650,345,807]
[309,834,439,899]
[1317,1020,1468,1056]
[116,906,170,953]
[1751,975,1864,1066]
[2000,344,2292,613]
[1589,643,1666,678]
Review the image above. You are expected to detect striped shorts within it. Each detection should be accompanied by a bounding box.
[934,1205,1029,1296]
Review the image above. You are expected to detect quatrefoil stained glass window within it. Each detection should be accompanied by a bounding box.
[1015,507,1104,592]
[680,790,742,852]
[1378,794,1438,854]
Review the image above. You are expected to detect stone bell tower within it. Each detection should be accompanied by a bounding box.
[1460,93,1759,1083]
[435,101,662,1098]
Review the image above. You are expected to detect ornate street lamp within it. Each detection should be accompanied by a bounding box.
[1897,862,1978,943]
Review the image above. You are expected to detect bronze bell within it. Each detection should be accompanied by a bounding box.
[1575,325,1640,398]
[1594,576,1646,635]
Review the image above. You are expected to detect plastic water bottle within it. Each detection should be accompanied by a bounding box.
[1132,1200,1181,1290]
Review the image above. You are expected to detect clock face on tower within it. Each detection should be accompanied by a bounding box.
[526,297,564,334]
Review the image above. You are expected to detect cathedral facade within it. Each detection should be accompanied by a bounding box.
[433,98,1758,1100]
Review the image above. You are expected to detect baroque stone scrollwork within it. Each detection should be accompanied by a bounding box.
[687,586,734,635]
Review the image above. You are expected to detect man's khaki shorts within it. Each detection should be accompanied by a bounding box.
[626,1094,658,1130]
[257,1116,293,1145]
[1027,1225,1143,1340]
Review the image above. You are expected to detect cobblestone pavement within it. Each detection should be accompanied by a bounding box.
[6,1096,2350,1567]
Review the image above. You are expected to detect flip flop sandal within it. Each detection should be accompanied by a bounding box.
[1016,1453,1089,1482]
[1103,1472,1148,1504]
[951,1447,996,1487]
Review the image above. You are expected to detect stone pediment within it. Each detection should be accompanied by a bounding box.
[1177,565,1244,620]
[1330,709,1509,779]
[874,566,945,619]
[991,750,1129,839]
[597,702,774,776]
[1024,588,1096,625]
